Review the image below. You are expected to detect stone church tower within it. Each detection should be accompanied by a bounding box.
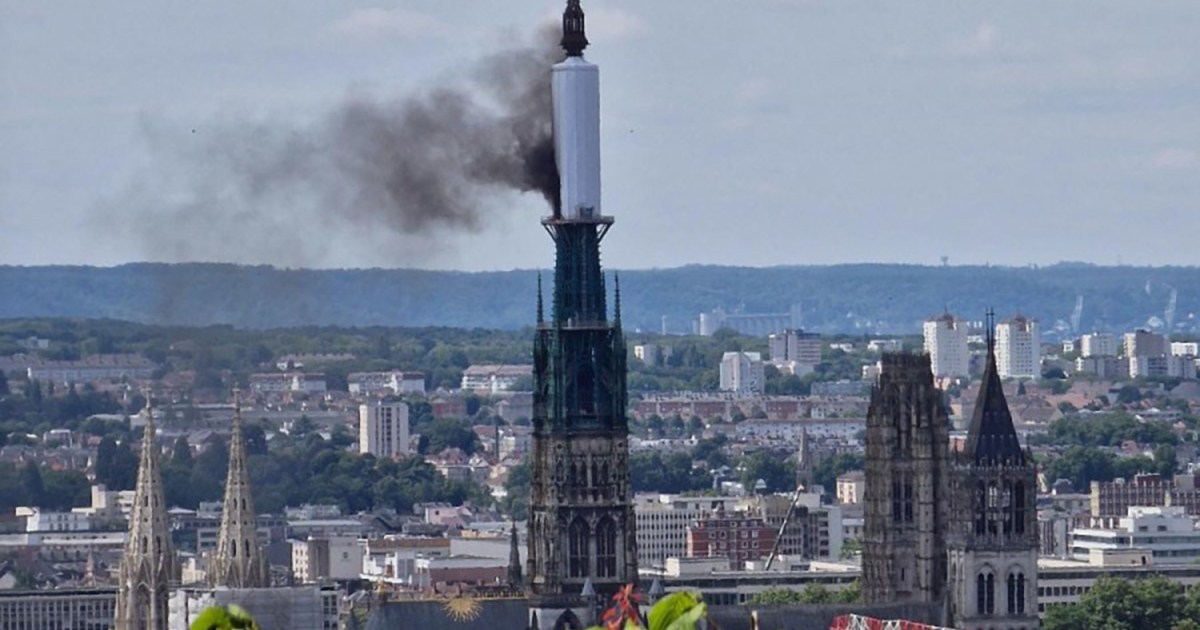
[526,4,636,627]
[114,395,176,630]
[947,318,1039,629]
[862,353,950,605]
[208,391,270,588]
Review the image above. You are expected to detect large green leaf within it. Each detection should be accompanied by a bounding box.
[648,592,701,630]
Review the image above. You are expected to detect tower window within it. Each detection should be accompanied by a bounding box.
[1017,572,1026,613]
[596,518,617,578]
[976,574,986,614]
[568,519,589,578]
[1007,572,1016,614]
[986,572,995,614]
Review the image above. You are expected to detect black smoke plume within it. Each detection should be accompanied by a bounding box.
[104,27,561,267]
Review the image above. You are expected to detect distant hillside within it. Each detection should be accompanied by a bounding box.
[1,263,1197,336]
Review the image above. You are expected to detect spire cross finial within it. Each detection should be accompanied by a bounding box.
[985,308,996,350]
[561,0,588,57]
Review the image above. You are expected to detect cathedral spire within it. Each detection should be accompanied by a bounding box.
[114,390,175,630]
[508,521,523,588]
[965,310,1025,466]
[209,388,270,587]
[537,272,545,324]
[613,272,622,328]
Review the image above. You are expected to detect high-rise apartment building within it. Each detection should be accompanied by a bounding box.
[719,351,765,395]
[1124,329,1169,359]
[358,402,410,458]
[922,313,970,378]
[768,329,822,375]
[1080,332,1116,358]
[995,315,1040,379]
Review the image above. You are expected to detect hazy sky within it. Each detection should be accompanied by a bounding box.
[2,1,1198,270]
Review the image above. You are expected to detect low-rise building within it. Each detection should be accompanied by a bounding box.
[460,365,532,394]
[686,514,776,569]
[635,494,739,568]
[0,587,117,630]
[1070,506,1200,565]
[292,536,363,583]
[347,371,426,396]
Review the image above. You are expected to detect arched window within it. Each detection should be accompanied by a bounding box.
[892,481,902,522]
[985,572,995,614]
[976,574,986,614]
[596,518,617,578]
[1007,572,1017,614]
[244,539,251,559]
[1014,482,1026,535]
[1017,572,1026,613]
[568,519,589,578]
[231,541,237,557]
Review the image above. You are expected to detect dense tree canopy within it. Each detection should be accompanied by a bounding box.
[1043,576,1200,630]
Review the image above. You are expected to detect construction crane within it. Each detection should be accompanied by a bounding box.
[763,481,808,570]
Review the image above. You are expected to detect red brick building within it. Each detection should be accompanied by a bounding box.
[686,515,777,569]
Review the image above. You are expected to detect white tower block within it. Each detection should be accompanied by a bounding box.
[552,56,601,220]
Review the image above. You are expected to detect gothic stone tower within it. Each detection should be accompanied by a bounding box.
[862,353,950,605]
[209,391,270,588]
[527,1,637,624]
[947,319,1039,630]
[115,396,176,630]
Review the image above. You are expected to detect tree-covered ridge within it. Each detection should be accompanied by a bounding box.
[2,262,1197,334]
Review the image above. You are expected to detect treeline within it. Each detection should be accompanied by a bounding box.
[3,262,1199,334]
[1043,576,1200,629]
[91,422,489,516]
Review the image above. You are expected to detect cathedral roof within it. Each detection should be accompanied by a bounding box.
[966,336,1026,466]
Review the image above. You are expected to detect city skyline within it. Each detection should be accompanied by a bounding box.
[2,1,1198,271]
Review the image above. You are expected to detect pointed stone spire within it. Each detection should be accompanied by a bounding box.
[508,521,523,588]
[613,272,622,328]
[114,390,175,630]
[537,272,545,324]
[209,388,270,587]
[966,310,1025,466]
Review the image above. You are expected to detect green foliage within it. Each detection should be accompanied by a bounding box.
[739,451,796,493]
[1042,445,1174,491]
[630,451,710,494]
[749,583,861,606]
[190,604,260,630]
[420,418,481,455]
[811,453,865,494]
[501,459,530,520]
[1030,413,1178,448]
[1042,576,1198,630]
[647,591,706,630]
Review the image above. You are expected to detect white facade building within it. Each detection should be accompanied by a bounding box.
[1172,342,1199,357]
[292,536,363,583]
[1070,506,1200,565]
[996,315,1041,379]
[1080,332,1117,358]
[16,507,92,532]
[358,402,410,458]
[460,365,532,393]
[634,494,739,567]
[923,313,970,378]
[347,371,425,395]
[719,352,765,395]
